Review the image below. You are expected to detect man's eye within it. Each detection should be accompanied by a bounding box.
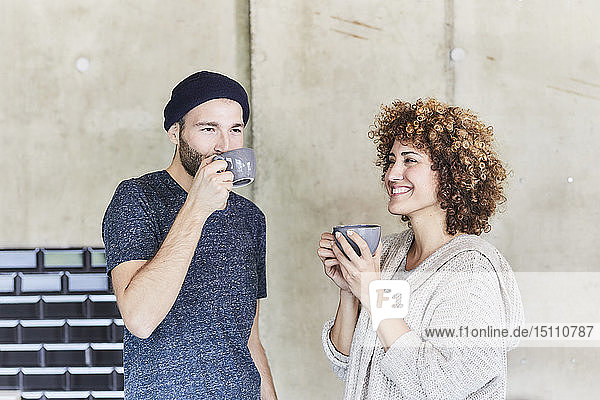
[201,127,215,132]
[231,129,243,135]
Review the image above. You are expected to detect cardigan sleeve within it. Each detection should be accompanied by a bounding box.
[378,251,509,399]
[322,317,350,381]
[319,231,405,382]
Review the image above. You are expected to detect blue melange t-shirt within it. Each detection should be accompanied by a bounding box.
[102,170,266,400]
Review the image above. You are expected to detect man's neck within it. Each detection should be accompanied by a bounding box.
[166,155,193,192]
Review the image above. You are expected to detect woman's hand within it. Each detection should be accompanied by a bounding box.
[331,231,383,313]
[318,232,352,293]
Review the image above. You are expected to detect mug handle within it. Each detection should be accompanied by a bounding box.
[213,155,232,170]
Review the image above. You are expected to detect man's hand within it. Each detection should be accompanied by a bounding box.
[187,156,234,217]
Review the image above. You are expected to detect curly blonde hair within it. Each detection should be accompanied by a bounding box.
[368,98,507,235]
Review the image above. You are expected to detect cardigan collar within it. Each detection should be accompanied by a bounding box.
[381,228,524,350]
[383,229,486,293]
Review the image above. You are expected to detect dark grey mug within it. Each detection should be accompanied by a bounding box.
[214,148,256,188]
[333,224,381,257]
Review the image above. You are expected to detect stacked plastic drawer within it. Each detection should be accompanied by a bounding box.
[0,249,123,400]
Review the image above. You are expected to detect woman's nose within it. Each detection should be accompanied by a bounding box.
[387,163,405,180]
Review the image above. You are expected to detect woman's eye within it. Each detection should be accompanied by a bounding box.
[404,158,417,164]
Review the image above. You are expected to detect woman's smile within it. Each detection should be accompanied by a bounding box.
[389,184,412,197]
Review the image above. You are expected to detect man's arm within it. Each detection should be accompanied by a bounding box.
[110,157,232,339]
[248,300,277,400]
[110,204,209,338]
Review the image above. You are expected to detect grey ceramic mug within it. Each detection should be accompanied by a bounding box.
[214,148,256,188]
[333,224,381,257]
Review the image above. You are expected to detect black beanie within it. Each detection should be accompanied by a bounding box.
[163,71,250,131]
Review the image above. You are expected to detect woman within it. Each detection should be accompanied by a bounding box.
[318,98,524,399]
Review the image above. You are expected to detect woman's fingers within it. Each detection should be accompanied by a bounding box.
[334,232,361,263]
[318,248,335,259]
[323,258,340,267]
[332,240,359,278]
[346,230,372,259]
[319,232,336,250]
[319,238,334,249]
[331,239,349,264]
[321,232,334,240]
[318,232,336,263]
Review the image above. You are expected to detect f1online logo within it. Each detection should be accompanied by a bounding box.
[369,280,410,330]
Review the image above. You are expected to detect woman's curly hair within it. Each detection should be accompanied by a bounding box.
[368,98,507,235]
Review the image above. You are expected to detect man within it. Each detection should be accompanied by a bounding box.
[102,71,277,399]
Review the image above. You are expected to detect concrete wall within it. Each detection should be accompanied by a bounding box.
[0,0,251,247]
[2,0,599,398]
[252,1,600,398]
[449,2,600,398]
[250,0,448,397]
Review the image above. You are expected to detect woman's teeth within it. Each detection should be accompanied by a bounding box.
[392,187,411,194]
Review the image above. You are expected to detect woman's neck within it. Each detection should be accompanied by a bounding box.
[405,207,457,271]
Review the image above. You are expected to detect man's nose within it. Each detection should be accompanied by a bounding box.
[214,131,229,153]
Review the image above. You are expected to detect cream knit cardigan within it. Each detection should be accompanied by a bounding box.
[322,229,524,399]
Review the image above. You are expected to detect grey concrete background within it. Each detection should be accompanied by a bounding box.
[0,0,252,246]
[1,0,599,398]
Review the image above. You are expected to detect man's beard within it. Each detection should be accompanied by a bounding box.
[179,135,206,177]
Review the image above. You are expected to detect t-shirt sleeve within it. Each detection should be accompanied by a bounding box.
[255,210,267,299]
[102,179,160,277]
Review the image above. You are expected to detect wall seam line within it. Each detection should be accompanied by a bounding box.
[444,0,455,103]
